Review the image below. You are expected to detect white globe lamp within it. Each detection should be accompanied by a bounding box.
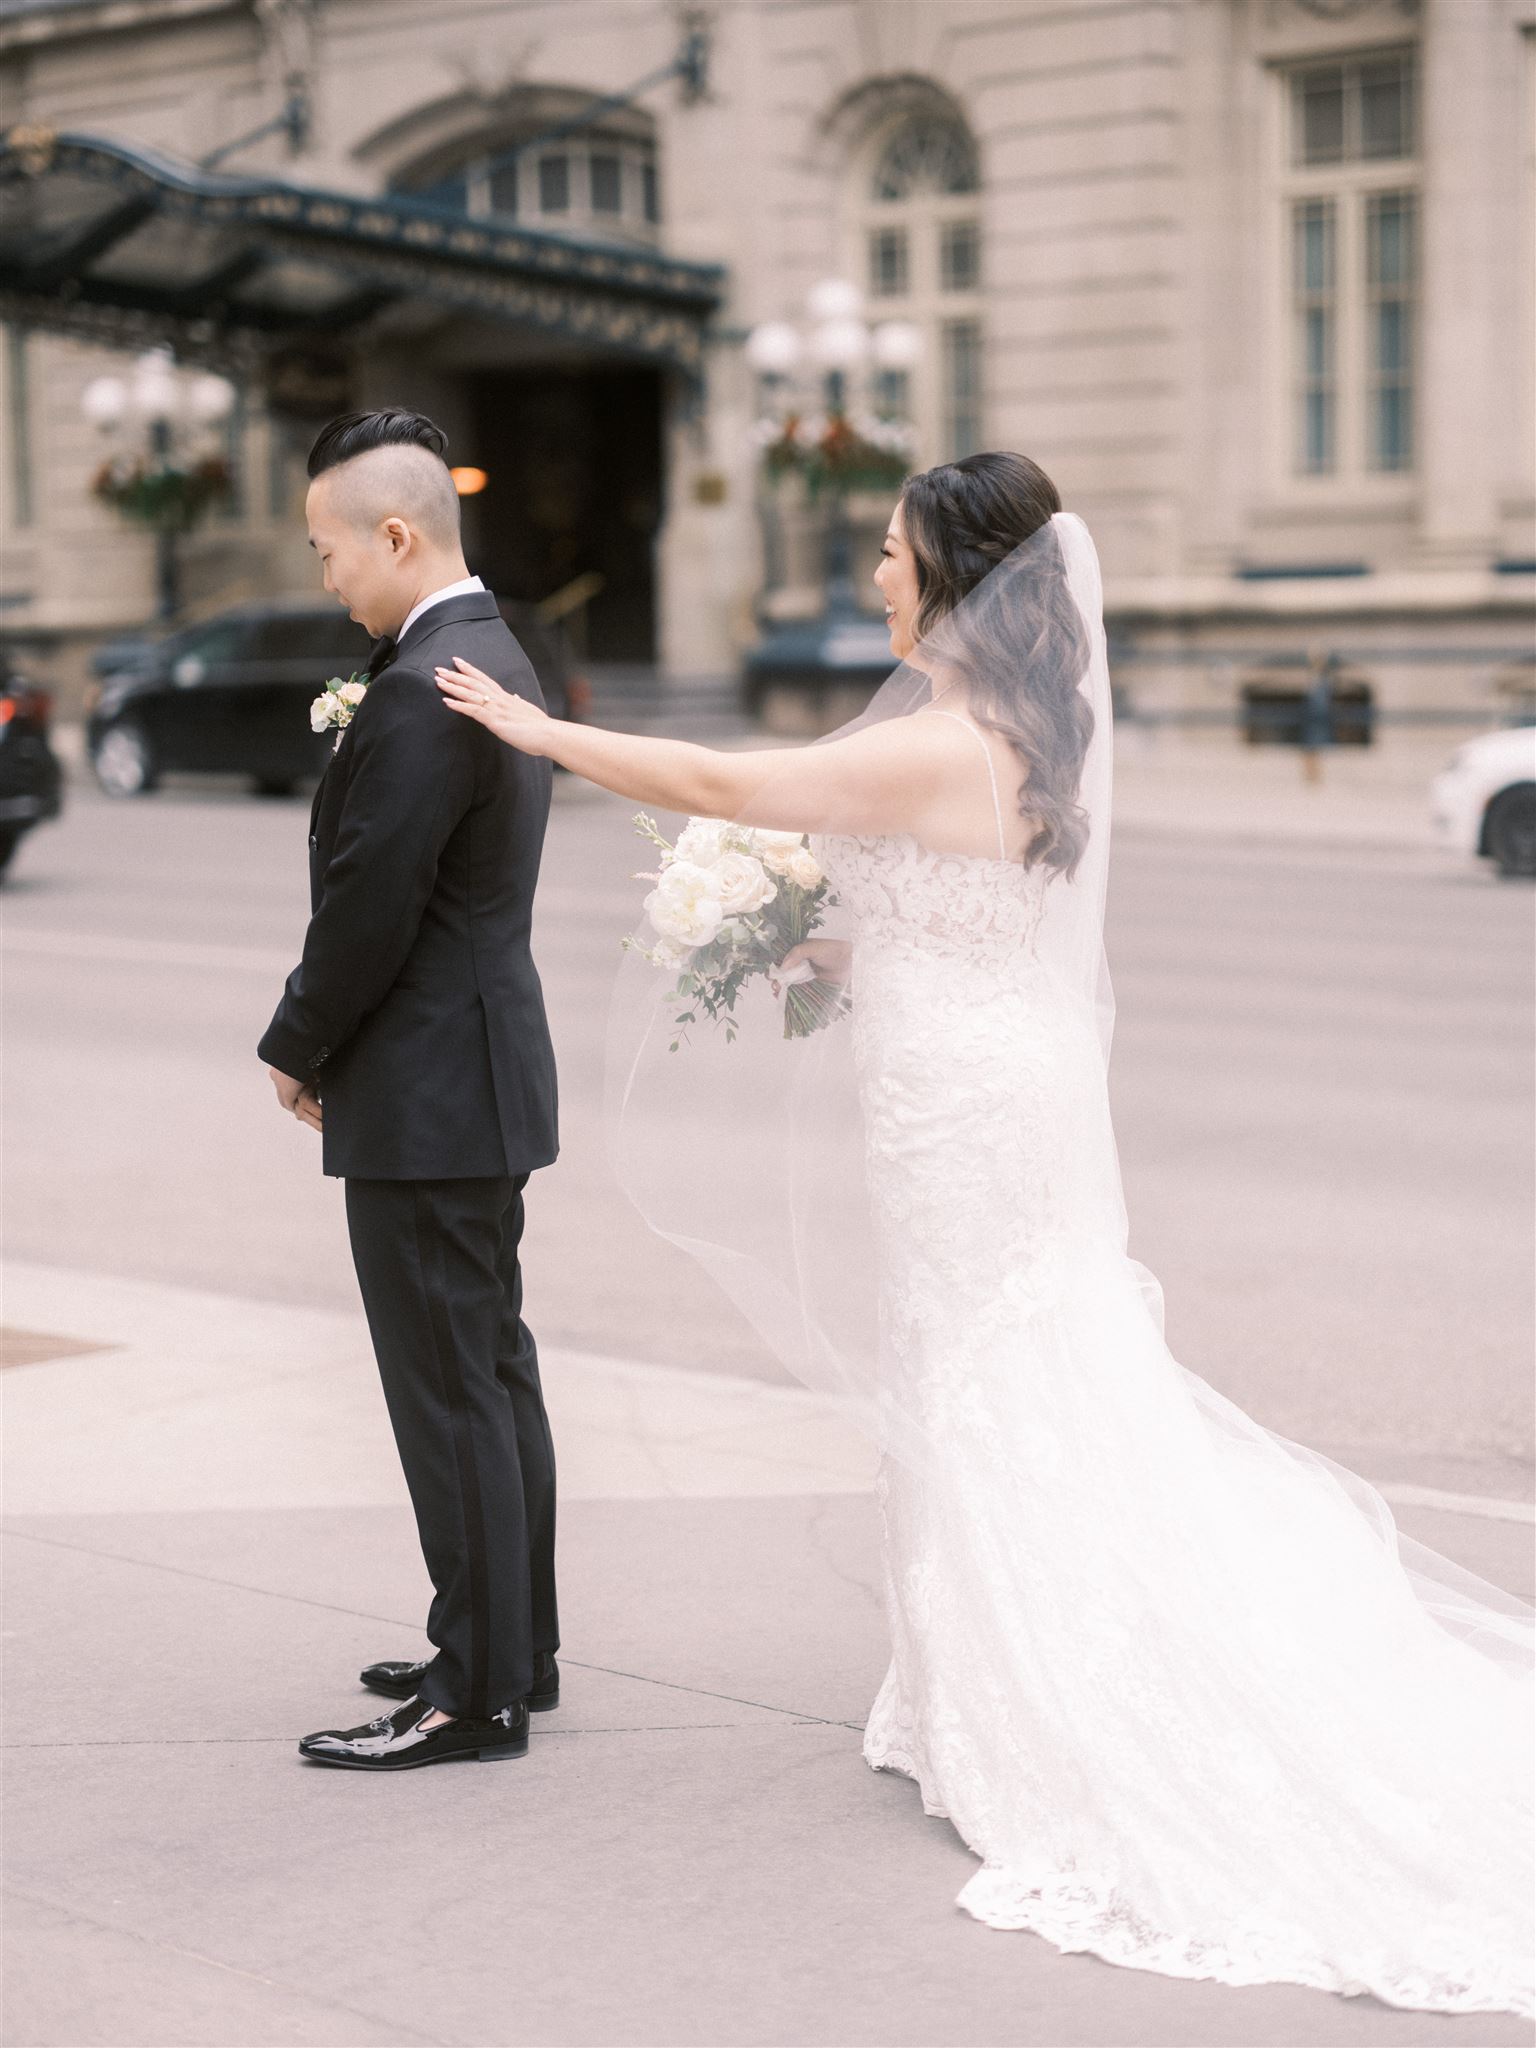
[130,349,179,426]
[187,373,236,425]
[810,317,869,371]
[745,321,802,377]
[872,320,923,370]
[806,278,863,325]
[80,376,128,430]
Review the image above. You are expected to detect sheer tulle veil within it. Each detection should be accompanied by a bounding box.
[603,508,1533,1682]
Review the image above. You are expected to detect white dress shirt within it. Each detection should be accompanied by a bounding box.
[397,573,486,644]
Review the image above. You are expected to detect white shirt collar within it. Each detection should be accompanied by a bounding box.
[398,573,486,644]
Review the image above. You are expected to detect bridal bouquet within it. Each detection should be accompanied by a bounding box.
[626,813,850,1048]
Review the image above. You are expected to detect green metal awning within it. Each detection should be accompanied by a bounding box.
[0,126,725,381]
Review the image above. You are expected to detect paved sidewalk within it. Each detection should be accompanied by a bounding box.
[3,1263,1531,2047]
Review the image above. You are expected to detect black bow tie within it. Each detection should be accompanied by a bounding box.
[364,633,397,680]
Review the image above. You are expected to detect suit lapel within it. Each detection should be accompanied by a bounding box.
[309,630,402,824]
[308,592,500,834]
[310,710,356,827]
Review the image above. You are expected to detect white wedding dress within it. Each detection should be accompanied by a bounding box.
[810,724,1535,2018]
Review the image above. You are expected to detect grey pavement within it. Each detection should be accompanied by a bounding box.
[3,731,1533,2047]
[5,1488,1531,2048]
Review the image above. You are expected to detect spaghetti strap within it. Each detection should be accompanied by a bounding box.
[931,710,1009,860]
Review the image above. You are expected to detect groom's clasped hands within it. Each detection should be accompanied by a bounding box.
[269,1066,322,1132]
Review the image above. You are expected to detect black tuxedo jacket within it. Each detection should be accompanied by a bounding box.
[258,590,559,1180]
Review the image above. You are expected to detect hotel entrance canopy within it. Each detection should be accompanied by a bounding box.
[0,127,724,383]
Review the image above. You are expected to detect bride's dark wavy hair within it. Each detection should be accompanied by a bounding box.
[899,450,1095,877]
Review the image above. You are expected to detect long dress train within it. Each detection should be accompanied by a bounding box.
[814,813,1533,2020]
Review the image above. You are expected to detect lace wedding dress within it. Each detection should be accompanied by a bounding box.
[811,717,1535,2018]
[611,513,1532,2016]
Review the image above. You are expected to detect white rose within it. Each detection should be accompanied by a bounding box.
[712,850,776,916]
[751,829,807,875]
[785,848,823,891]
[671,816,731,868]
[310,693,335,733]
[644,860,725,946]
[338,680,368,707]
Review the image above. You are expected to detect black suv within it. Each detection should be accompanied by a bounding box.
[86,597,586,798]
[86,602,375,798]
[0,648,64,873]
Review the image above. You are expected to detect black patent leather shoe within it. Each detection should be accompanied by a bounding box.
[360,1648,560,1711]
[298,1694,529,1771]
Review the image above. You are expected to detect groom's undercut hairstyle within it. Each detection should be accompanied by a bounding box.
[307,408,461,551]
[307,407,448,476]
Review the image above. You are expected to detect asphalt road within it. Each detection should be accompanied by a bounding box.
[4,760,1532,1502]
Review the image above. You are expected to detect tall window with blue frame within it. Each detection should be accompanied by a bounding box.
[1365,189,1415,471]
[1283,49,1417,479]
[1293,198,1336,473]
[856,108,983,464]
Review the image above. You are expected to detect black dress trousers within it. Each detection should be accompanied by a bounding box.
[344,1172,558,1718]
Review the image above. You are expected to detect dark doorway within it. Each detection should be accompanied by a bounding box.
[462,365,664,662]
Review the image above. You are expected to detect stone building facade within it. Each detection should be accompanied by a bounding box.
[1,0,1532,724]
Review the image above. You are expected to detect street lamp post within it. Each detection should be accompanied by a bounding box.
[806,279,867,621]
[80,349,236,624]
[743,282,921,722]
[743,318,798,599]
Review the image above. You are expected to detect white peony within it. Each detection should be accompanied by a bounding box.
[785,847,824,891]
[712,850,777,916]
[671,816,732,868]
[644,860,725,946]
[751,829,808,875]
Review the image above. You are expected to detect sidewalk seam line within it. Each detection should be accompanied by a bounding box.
[3,1721,852,1749]
[2,1884,451,2048]
[0,1526,863,1727]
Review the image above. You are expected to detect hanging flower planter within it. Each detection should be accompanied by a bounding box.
[755,409,913,499]
[91,454,231,534]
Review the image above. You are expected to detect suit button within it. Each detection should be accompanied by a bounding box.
[308,833,317,848]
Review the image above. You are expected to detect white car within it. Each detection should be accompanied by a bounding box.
[1430,726,1536,877]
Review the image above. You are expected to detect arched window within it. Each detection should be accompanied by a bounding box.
[390,127,659,247]
[871,116,979,203]
[855,108,982,461]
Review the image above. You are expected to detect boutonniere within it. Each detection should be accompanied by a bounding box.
[310,674,369,751]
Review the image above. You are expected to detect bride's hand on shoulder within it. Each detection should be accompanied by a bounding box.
[434,656,555,757]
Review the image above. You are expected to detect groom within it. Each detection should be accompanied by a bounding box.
[258,408,560,1770]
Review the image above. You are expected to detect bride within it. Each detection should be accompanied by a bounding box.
[434,452,1533,2019]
